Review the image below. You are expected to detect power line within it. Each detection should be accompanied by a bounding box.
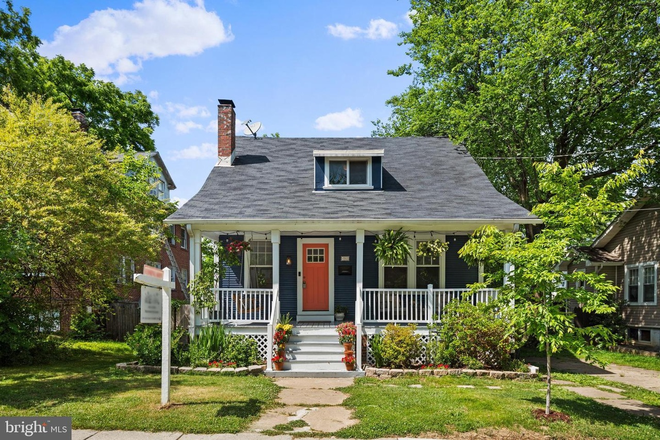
[473,148,637,161]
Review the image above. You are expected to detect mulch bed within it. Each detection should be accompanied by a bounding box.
[531,408,571,423]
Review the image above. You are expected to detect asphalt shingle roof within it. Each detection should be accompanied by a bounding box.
[168,137,534,221]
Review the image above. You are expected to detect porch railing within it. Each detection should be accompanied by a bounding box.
[266,288,280,371]
[361,287,498,323]
[208,288,275,323]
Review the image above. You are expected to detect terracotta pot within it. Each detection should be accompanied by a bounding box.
[274,362,284,371]
[277,348,286,358]
[343,342,354,353]
[345,363,356,371]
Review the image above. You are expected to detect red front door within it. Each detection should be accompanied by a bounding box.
[302,243,329,311]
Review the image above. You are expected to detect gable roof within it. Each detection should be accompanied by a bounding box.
[591,198,648,248]
[168,137,537,223]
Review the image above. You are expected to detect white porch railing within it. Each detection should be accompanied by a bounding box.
[361,287,499,323]
[208,288,275,323]
[266,288,280,371]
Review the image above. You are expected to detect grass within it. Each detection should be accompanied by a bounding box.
[337,376,660,439]
[0,341,279,434]
[520,346,660,371]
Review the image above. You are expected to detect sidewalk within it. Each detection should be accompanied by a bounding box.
[73,431,438,440]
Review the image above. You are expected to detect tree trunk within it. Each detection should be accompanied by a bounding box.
[546,340,552,415]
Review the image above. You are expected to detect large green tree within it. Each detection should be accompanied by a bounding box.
[0,89,172,314]
[460,154,652,415]
[0,1,158,152]
[376,0,660,209]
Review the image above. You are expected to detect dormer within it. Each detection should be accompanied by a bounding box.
[313,149,384,191]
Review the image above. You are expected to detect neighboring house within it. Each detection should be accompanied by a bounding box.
[570,199,660,348]
[166,99,540,372]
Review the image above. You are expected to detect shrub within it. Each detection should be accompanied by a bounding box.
[437,299,516,369]
[222,334,260,367]
[370,334,385,367]
[126,324,188,366]
[380,323,421,368]
[188,325,227,367]
[70,309,103,340]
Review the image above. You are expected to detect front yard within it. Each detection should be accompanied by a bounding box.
[1,341,659,438]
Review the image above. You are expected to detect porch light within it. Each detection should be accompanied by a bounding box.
[285,256,292,266]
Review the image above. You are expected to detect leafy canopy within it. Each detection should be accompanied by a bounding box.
[376,0,660,209]
[0,1,158,152]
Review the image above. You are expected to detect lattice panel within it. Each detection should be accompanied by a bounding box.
[365,333,430,366]
[244,334,269,360]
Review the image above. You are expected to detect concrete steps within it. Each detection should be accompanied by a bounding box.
[279,326,351,373]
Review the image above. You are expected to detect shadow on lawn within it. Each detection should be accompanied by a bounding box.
[525,395,660,429]
[216,398,263,418]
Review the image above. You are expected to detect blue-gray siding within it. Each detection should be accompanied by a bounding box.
[445,235,479,288]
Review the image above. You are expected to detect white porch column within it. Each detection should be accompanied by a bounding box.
[355,230,364,371]
[187,226,201,338]
[267,230,281,371]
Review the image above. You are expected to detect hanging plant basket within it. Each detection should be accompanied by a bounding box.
[416,239,449,258]
[374,228,411,266]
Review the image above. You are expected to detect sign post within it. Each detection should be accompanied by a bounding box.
[134,265,175,407]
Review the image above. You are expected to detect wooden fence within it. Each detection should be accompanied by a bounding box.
[105,302,191,341]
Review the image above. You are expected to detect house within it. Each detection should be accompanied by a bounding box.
[166,99,540,372]
[570,199,660,349]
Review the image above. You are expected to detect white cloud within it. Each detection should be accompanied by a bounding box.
[327,19,398,40]
[40,0,233,84]
[174,120,203,134]
[169,142,216,160]
[404,10,417,27]
[314,108,364,131]
[171,196,188,207]
[148,90,159,99]
[165,102,210,119]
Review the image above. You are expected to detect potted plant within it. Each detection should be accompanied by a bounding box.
[342,354,356,371]
[272,353,285,371]
[334,305,348,321]
[336,321,357,352]
[274,313,293,355]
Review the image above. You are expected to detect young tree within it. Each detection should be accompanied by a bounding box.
[0,1,159,152]
[376,0,660,209]
[0,89,172,319]
[459,155,651,415]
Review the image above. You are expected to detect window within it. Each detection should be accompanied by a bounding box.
[629,327,653,343]
[325,159,371,188]
[169,225,176,245]
[181,228,188,250]
[117,257,135,284]
[416,241,440,288]
[170,268,176,284]
[306,247,325,263]
[250,241,273,288]
[626,263,657,305]
[181,269,188,288]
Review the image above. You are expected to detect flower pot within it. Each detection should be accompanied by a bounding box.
[334,312,345,321]
[274,362,284,371]
[277,348,286,358]
[343,342,354,353]
[345,363,356,371]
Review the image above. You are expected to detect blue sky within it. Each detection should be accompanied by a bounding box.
[16,0,414,204]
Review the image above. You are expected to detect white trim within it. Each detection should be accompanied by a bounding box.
[297,238,335,321]
[164,219,543,229]
[625,262,658,306]
[377,234,447,289]
[313,149,384,157]
[324,157,372,189]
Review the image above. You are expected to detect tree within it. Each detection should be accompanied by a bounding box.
[459,154,652,416]
[0,1,159,152]
[376,0,660,209]
[0,90,172,333]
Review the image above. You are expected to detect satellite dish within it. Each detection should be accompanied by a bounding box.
[242,120,262,138]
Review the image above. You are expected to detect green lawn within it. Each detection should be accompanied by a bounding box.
[338,376,660,440]
[0,341,279,434]
[521,346,660,372]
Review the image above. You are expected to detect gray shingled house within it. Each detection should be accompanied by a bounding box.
[166,100,539,373]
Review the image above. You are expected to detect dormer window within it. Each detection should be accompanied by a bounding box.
[313,149,383,191]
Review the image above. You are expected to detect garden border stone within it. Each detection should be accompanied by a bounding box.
[364,366,538,380]
[116,361,266,376]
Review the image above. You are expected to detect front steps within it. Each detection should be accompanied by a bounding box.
[268,324,364,377]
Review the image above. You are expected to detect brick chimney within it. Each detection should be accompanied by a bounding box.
[217,99,236,167]
[71,109,89,132]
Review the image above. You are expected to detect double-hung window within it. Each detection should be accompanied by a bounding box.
[249,241,273,288]
[327,159,369,186]
[380,238,444,289]
[416,241,441,288]
[626,263,657,305]
[181,228,188,250]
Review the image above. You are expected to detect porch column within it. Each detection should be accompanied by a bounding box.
[356,230,364,371]
[187,226,202,338]
[267,230,281,371]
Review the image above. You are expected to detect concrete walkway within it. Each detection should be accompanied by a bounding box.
[73,432,428,440]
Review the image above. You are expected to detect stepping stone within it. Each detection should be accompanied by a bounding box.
[456,385,475,388]
[564,387,625,400]
[408,384,423,388]
[277,388,347,405]
[302,406,358,432]
[486,386,502,390]
[598,385,626,393]
[596,399,660,418]
[551,380,575,385]
[249,405,305,431]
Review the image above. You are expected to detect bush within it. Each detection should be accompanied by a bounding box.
[70,309,103,340]
[126,324,187,366]
[370,334,385,367]
[436,299,516,369]
[222,334,260,367]
[188,325,227,367]
[381,323,421,368]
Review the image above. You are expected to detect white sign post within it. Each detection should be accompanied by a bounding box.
[134,265,175,407]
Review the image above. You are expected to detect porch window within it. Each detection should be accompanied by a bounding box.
[250,241,273,288]
[626,263,657,305]
[181,227,188,249]
[384,266,407,288]
[416,241,440,288]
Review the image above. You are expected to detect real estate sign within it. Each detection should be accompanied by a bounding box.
[140,286,162,323]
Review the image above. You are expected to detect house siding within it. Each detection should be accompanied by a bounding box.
[604,204,660,329]
[445,235,479,288]
[314,157,324,190]
[280,236,298,318]
[372,157,382,190]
